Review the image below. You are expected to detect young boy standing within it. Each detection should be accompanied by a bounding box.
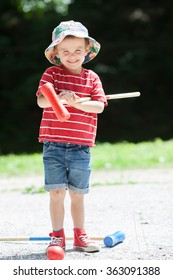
[36,20,107,253]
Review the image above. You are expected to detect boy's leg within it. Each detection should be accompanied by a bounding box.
[69,190,84,229]
[46,189,66,251]
[69,189,100,253]
[49,189,66,231]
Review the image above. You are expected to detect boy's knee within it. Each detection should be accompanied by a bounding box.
[50,189,66,202]
[69,190,84,202]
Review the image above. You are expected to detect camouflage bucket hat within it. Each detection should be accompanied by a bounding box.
[45,20,100,66]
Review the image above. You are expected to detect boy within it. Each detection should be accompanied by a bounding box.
[36,20,107,253]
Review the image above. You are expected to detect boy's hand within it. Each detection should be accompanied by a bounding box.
[59,91,80,105]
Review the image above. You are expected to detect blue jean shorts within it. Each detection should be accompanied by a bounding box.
[43,142,91,194]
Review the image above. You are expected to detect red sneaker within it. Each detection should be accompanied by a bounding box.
[46,229,66,254]
[73,228,100,252]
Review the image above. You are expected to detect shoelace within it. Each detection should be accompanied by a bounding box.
[78,234,92,244]
[50,236,63,246]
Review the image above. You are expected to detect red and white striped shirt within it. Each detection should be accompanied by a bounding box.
[36,65,107,147]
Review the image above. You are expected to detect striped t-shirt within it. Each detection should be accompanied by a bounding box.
[36,65,107,147]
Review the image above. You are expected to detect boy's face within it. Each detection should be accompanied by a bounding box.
[55,37,89,74]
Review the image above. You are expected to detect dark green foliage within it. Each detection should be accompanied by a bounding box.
[0,0,173,153]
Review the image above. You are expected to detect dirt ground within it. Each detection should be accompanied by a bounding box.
[0,168,173,260]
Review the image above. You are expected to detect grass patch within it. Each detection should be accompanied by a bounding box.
[91,138,173,169]
[91,181,138,187]
[0,139,172,177]
[23,185,45,194]
[0,153,42,176]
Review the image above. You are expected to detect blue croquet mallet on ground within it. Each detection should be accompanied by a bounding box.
[103,231,125,247]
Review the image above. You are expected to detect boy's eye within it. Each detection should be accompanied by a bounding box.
[63,51,69,54]
[62,49,83,55]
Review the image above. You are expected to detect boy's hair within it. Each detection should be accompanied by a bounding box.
[65,35,89,45]
[54,35,89,50]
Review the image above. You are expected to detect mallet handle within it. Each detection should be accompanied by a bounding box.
[0,236,103,241]
[106,91,140,100]
[61,91,140,104]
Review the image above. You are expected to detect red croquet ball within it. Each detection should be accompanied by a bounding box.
[47,246,65,260]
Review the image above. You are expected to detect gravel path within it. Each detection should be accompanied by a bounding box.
[0,168,173,260]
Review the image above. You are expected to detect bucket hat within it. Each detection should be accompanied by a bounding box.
[45,20,100,66]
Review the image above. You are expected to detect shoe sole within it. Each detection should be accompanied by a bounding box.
[73,245,100,253]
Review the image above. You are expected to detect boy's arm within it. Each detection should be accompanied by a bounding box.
[37,90,67,108]
[37,90,105,113]
[72,100,104,113]
[37,93,51,108]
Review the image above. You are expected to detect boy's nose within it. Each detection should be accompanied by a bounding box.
[69,52,76,57]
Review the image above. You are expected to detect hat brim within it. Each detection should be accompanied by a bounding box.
[45,31,100,66]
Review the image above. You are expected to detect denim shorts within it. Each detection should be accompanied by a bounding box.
[43,141,91,194]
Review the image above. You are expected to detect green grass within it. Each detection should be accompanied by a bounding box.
[0,139,173,177]
[91,138,173,169]
[0,153,43,176]
[23,185,46,194]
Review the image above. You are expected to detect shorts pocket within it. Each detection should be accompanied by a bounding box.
[43,141,55,153]
[78,146,90,159]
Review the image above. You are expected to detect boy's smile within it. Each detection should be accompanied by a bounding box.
[55,37,89,74]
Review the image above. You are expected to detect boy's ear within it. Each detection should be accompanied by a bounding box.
[85,46,90,55]
[54,47,59,58]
